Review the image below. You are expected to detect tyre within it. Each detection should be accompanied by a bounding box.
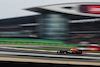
[60,50,62,53]
[57,51,59,53]
[72,52,76,54]
[78,50,82,54]
[57,51,58,53]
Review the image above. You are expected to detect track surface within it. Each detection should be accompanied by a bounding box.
[0,53,100,63]
[0,45,100,57]
[0,47,100,57]
[0,45,99,63]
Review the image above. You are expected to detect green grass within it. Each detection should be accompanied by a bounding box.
[0,38,64,43]
[0,38,85,47]
[83,51,100,53]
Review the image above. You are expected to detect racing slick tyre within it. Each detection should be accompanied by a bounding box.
[57,51,58,53]
[72,52,76,54]
[60,50,63,53]
[78,50,82,54]
[57,51,59,53]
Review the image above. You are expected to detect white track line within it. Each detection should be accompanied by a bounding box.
[0,51,100,60]
[0,47,100,55]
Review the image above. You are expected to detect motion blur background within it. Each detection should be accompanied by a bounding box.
[0,0,100,46]
[0,0,100,66]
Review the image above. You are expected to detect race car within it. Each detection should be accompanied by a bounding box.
[57,48,82,54]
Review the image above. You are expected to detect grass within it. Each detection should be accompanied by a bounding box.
[83,51,100,53]
[0,38,64,43]
[0,38,86,47]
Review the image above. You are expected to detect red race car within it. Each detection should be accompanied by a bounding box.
[57,48,82,54]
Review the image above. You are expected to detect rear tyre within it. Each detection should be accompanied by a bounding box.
[72,52,76,54]
[60,50,62,53]
[78,50,82,54]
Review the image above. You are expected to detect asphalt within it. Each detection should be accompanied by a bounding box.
[0,54,100,66]
[0,44,99,65]
[0,45,71,49]
[0,47,100,57]
[0,45,99,57]
[0,54,100,63]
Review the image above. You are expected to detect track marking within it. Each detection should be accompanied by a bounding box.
[0,51,100,60]
[0,57,100,66]
[0,47,100,55]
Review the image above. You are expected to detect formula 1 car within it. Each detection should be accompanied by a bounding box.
[57,48,82,54]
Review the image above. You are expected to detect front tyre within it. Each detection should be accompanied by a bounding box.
[60,50,62,53]
[57,51,59,53]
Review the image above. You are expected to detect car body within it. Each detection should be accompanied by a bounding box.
[57,48,82,54]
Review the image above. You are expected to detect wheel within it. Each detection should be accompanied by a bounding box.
[78,50,82,54]
[72,52,75,54]
[60,50,62,53]
[57,51,59,53]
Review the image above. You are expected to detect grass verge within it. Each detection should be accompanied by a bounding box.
[0,38,85,47]
[83,51,100,53]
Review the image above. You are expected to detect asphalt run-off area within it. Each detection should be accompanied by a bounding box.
[0,45,99,66]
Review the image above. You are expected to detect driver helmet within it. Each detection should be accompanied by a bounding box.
[71,48,77,51]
